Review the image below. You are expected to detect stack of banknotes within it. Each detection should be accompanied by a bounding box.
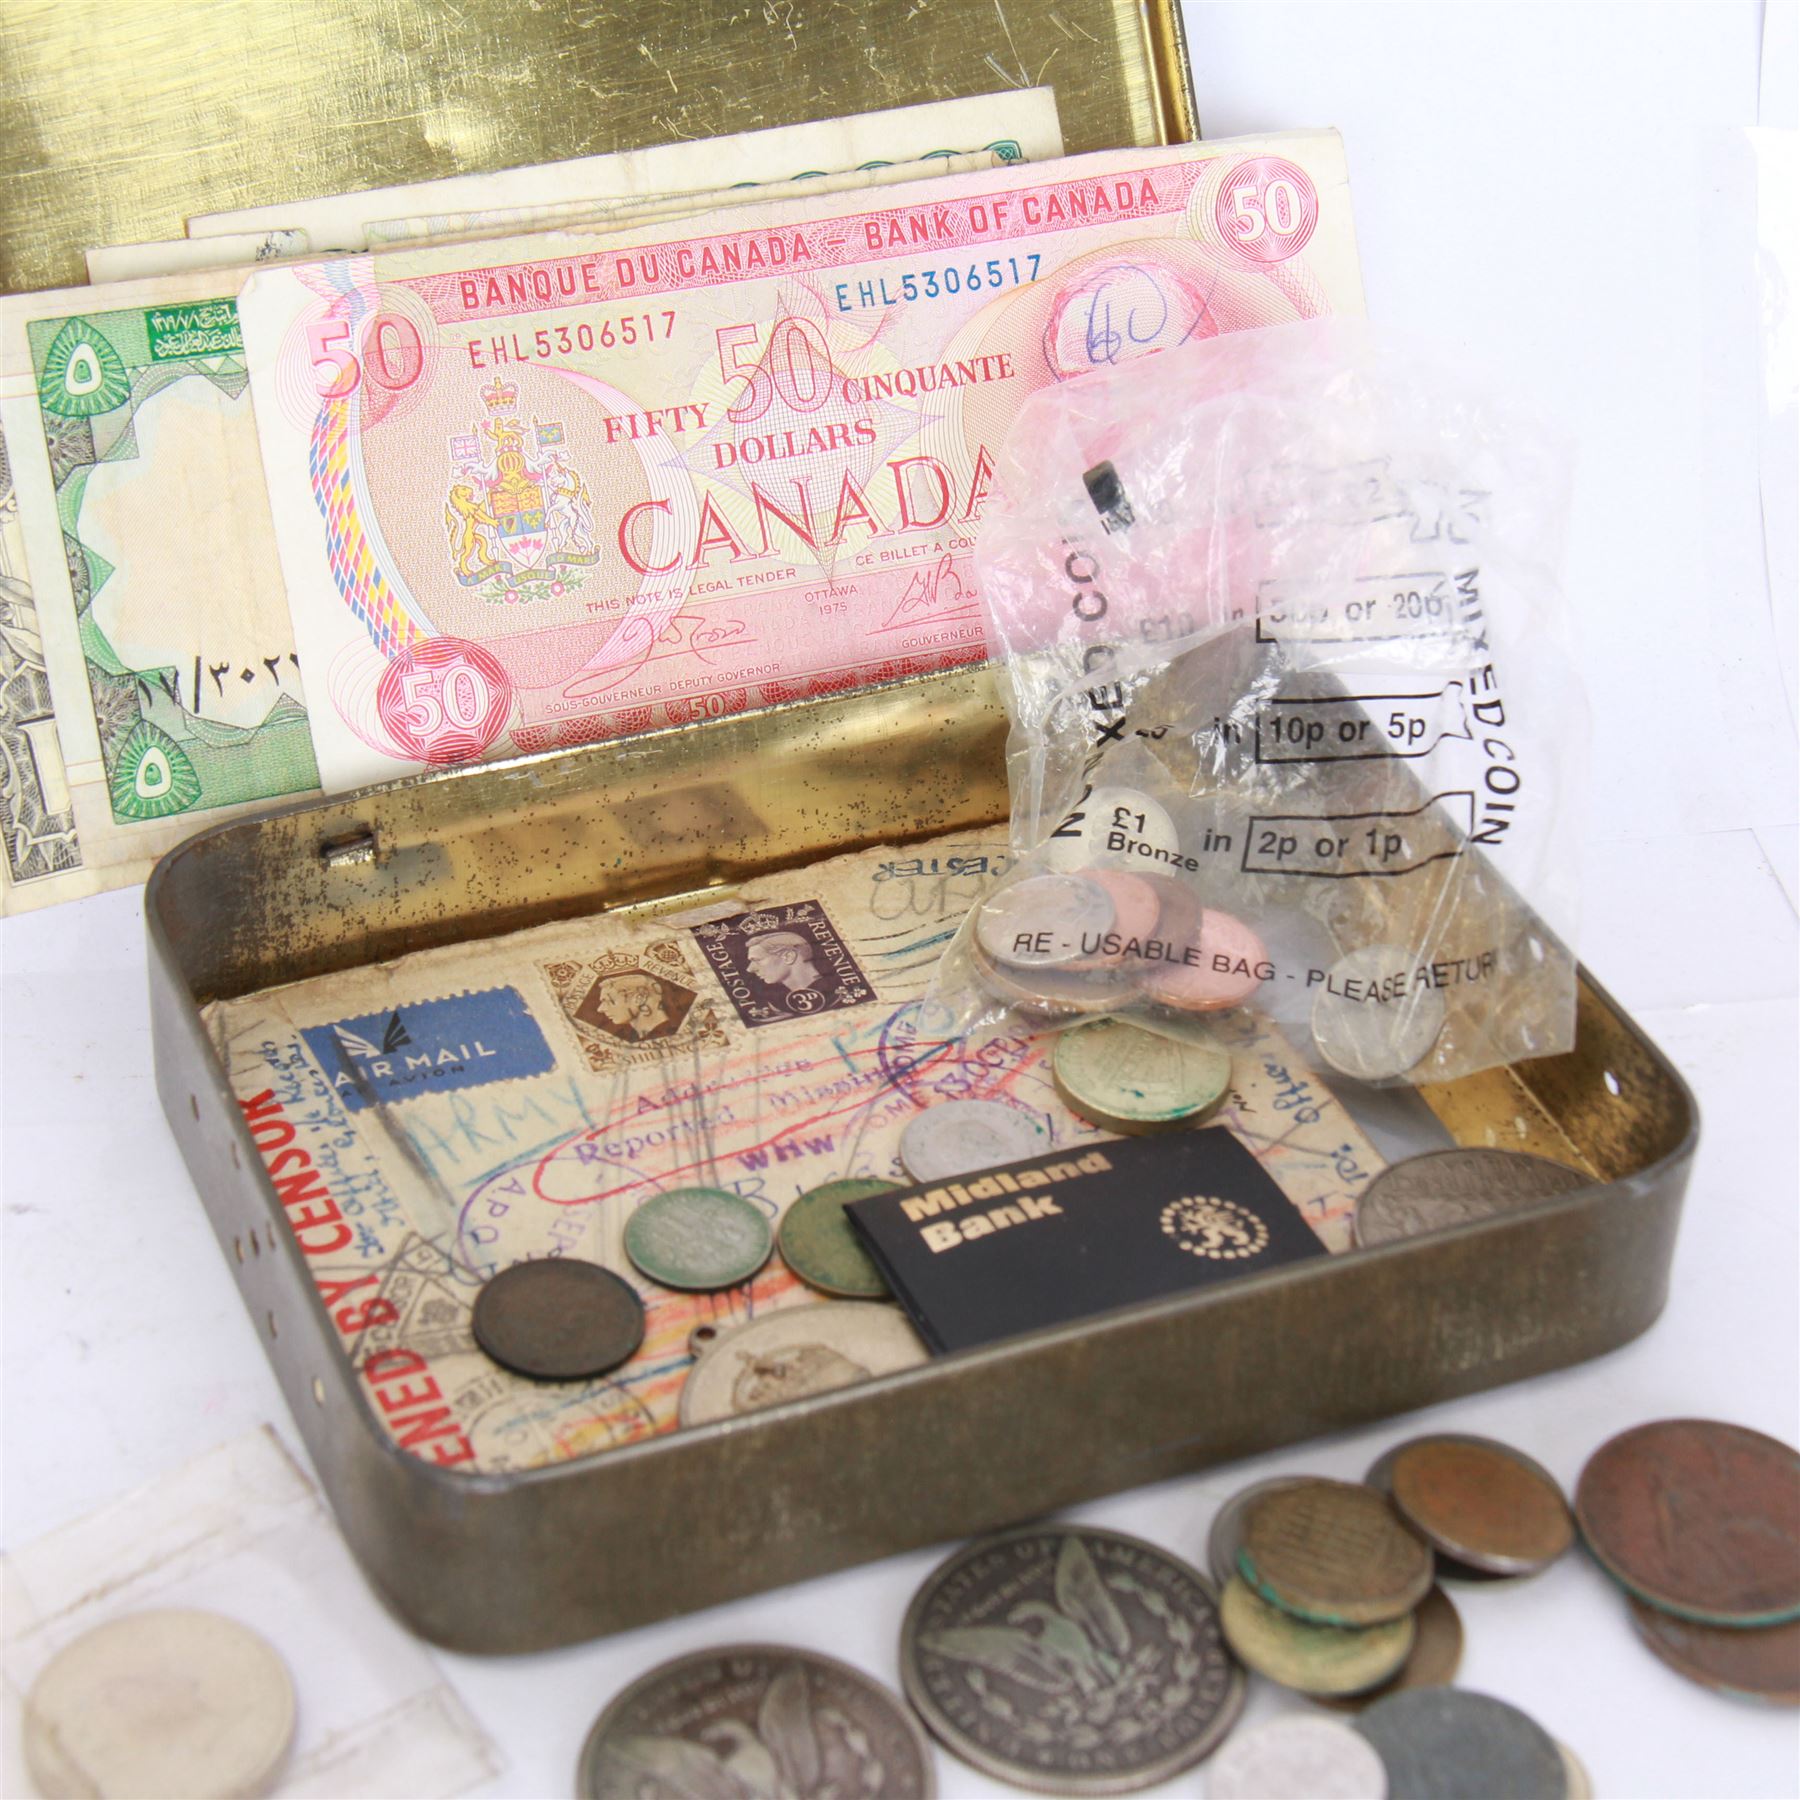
[0,91,1365,913]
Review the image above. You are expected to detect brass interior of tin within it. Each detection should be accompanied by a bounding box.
[0,0,1196,294]
[153,665,1685,1192]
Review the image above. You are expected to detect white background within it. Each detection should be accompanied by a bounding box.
[3,3,1797,1796]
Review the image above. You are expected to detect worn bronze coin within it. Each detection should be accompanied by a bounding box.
[1318,1585,1464,1712]
[1364,1434,1523,1583]
[1240,1478,1434,1626]
[1219,1576,1415,1698]
[902,1524,1243,1793]
[1207,1475,1313,1588]
[1353,1148,1588,1248]
[778,1178,896,1299]
[1354,1688,1565,1799]
[1390,1437,1574,1576]
[1576,1419,1800,1625]
[470,1257,644,1380]
[1627,1595,1800,1705]
[578,1643,935,1798]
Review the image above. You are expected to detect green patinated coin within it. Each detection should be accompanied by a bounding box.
[623,1187,772,1292]
[1052,1017,1232,1134]
[1220,1576,1417,1698]
[778,1179,897,1299]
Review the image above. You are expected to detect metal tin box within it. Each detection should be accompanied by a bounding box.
[147,664,1696,1652]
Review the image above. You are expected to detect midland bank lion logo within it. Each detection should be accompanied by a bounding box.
[444,379,600,603]
[1159,1194,1269,1262]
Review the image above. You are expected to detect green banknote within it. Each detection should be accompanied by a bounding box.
[1,270,322,912]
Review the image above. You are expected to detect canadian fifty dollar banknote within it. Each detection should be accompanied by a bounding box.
[241,130,1363,794]
[0,95,1060,913]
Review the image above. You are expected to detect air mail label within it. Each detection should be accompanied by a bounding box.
[846,1129,1327,1354]
[300,986,554,1109]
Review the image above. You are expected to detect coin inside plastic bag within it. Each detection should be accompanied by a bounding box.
[975,872,1115,969]
[1311,945,1447,1081]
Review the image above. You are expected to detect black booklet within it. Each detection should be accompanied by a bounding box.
[846,1128,1328,1354]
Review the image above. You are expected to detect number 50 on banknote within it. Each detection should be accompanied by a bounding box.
[241,134,1363,793]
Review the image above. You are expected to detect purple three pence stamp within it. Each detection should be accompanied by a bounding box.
[692,900,874,1028]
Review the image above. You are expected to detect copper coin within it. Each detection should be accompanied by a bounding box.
[1390,1437,1574,1576]
[1576,1419,1800,1625]
[471,1257,644,1380]
[1365,1434,1522,1584]
[1240,1478,1434,1626]
[1318,1585,1464,1712]
[1627,1595,1800,1705]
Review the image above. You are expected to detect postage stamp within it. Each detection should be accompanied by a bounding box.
[537,938,731,1073]
[299,986,554,1109]
[692,900,875,1028]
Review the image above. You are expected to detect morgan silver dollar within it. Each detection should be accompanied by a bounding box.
[901,1525,1243,1794]
[579,1644,935,1799]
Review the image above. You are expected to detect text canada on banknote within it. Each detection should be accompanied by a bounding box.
[241,132,1363,792]
[0,96,1059,915]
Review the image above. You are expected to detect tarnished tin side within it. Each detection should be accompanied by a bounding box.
[148,667,1696,1653]
[0,0,1197,295]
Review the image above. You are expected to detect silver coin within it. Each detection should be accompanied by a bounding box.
[679,1301,927,1427]
[975,873,1115,970]
[579,1644,935,1798]
[1354,1149,1588,1249]
[899,1099,1051,1182]
[1206,1715,1389,1799]
[1040,785,1181,874]
[24,1609,295,1800]
[1354,1688,1566,1799]
[1310,946,1447,1082]
[1207,1475,1313,1588]
[902,1524,1244,1794]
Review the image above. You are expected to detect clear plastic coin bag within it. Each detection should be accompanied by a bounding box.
[933,320,1586,1087]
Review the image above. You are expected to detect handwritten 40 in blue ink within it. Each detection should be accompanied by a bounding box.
[302,986,554,1110]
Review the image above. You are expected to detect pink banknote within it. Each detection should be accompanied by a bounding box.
[241,135,1364,789]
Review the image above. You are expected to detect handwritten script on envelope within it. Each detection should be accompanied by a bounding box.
[206,834,1383,1474]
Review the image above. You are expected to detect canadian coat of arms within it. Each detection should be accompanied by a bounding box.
[444,378,600,601]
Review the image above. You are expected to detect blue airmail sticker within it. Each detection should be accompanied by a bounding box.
[300,986,554,1108]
